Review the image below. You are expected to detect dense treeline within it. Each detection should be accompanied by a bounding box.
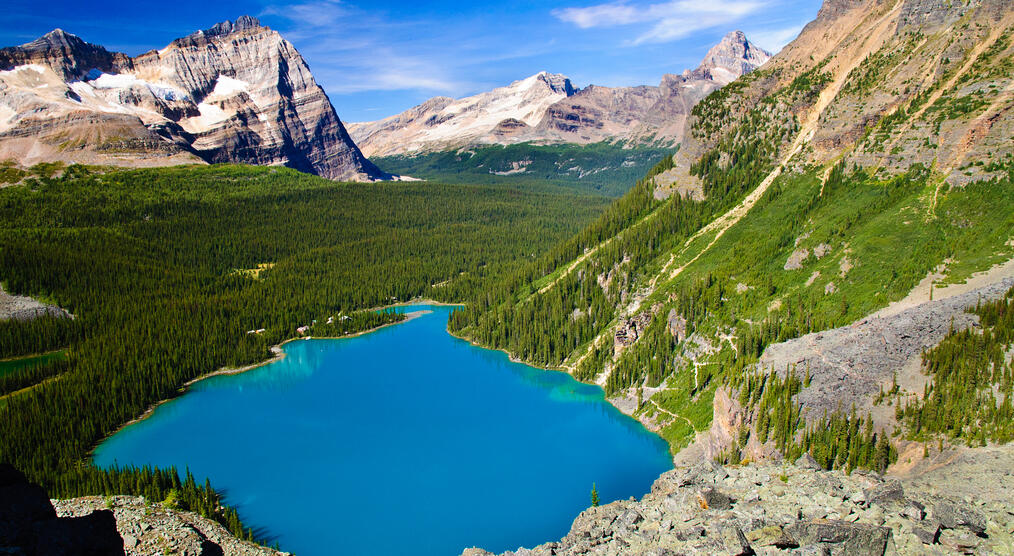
[374,142,672,198]
[899,287,1014,444]
[53,465,263,543]
[726,368,897,473]
[0,356,69,397]
[0,315,79,359]
[450,116,789,367]
[0,164,607,534]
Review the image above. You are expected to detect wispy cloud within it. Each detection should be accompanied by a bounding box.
[261,0,350,30]
[260,0,565,100]
[553,0,765,45]
[743,23,804,52]
[261,0,468,94]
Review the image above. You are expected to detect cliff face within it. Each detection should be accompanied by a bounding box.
[348,32,770,157]
[0,17,383,181]
[676,0,1014,186]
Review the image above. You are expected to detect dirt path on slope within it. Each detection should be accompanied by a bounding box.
[871,255,1014,320]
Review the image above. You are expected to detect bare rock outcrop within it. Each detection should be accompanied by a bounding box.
[0,284,72,321]
[467,455,1014,555]
[54,496,286,556]
[759,276,1014,420]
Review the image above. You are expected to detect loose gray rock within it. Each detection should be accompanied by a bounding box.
[467,459,1014,555]
[796,453,824,470]
[931,501,988,536]
[784,520,891,555]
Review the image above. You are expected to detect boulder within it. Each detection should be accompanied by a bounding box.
[795,453,824,471]
[913,524,941,545]
[864,480,905,507]
[785,520,892,556]
[719,526,754,555]
[746,525,798,548]
[931,501,988,536]
[698,486,733,510]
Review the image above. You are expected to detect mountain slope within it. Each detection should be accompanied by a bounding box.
[348,72,577,157]
[0,17,383,181]
[348,31,770,157]
[535,30,771,146]
[449,0,1014,472]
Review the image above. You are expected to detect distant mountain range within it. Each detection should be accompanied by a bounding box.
[0,20,769,182]
[0,16,384,181]
[348,31,771,157]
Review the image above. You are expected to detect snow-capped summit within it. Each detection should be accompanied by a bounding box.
[347,71,576,157]
[349,32,771,156]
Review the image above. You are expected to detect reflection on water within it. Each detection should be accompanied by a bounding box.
[95,305,672,556]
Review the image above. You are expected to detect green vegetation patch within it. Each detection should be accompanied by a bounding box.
[899,286,1014,445]
[372,142,672,197]
[0,163,609,532]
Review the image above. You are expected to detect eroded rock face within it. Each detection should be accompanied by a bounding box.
[348,31,770,156]
[0,17,383,181]
[468,458,1014,555]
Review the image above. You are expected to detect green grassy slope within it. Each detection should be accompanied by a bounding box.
[448,0,1014,470]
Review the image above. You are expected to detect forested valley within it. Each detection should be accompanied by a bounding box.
[0,162,612,541]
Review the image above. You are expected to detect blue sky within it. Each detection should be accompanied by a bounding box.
[2,0,822,122]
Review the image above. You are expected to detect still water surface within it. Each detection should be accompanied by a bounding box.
[95,305,672,555]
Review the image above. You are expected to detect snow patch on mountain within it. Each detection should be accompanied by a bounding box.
[210,76,249,97]
[348,71,575,156]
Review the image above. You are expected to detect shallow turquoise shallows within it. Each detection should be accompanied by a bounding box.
[94,305,672,556]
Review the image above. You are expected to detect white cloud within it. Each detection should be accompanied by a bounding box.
[321,65,463,94]
[553,0,766,45]
[261,0,350,30]
[743,23,804,52]
[261,1,470,94]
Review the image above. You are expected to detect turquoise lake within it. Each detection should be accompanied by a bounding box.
[94,305,673,555]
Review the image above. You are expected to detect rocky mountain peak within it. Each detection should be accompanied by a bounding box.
[202,15,265,38]
[535,71,576,97]
[20,28,86,52]
[0,18,383,181]
[0,28,118,79]
[693,30,771,84]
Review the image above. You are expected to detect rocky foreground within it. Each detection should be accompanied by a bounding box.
[54,497,286,556]
[465,446,1014,556]
[1,462,285,556]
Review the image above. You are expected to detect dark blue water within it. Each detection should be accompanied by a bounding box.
[94,305,672,555]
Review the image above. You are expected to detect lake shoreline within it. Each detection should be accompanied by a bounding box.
[92,301,674,556]
[91,306,435,458]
